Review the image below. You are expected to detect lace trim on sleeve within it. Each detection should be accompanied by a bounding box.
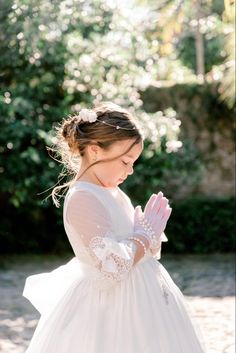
[89,236,136,282]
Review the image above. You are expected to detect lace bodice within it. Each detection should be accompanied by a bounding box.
[63,181,166,288]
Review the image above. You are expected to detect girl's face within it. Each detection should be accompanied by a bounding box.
[88,138,143,188]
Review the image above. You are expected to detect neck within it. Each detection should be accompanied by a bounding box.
[76,162,104,187]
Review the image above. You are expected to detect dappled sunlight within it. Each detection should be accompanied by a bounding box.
[187,297,235,353]
[0,254,234,353]
[0,314,38,353]
[0,0,235,351]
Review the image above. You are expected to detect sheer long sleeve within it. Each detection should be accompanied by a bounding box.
[64,190,139,285]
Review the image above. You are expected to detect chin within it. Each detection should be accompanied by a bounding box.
[104,182,116,187]
[105,179,123,187]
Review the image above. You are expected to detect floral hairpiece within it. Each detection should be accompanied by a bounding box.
[77,109,97,123]
[76,108,136,130]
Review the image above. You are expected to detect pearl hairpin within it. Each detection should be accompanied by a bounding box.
[101,120,136,130]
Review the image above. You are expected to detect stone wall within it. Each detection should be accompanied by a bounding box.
[141,82,235,198]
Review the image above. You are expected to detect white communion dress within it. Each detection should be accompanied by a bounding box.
[23,181,206,353]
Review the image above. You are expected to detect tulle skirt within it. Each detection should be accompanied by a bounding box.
[23,256,206,353]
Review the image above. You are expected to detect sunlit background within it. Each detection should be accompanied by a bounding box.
[0,0,235,352]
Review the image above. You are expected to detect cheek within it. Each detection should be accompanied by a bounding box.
[98,160,124,178]
[110,161,123,174]
[112,161,121,171]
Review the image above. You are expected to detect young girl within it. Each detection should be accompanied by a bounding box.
[23,102,206,352]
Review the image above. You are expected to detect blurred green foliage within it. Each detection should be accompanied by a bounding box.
[0,0,234,254]
[137,0,235,106]
[219,0,235,108]
[1,195,234,254]
[122,138,204,205]
[0,0,193,209]
[164,197,236,253]
[177,32,224,74]
[137,0,225,71]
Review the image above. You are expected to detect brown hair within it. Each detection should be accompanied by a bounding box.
[49,102,143,207]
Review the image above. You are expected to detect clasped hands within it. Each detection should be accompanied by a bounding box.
[133,192,172,252]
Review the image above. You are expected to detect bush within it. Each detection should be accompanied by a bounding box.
[0,201,68,254]
[0,1,233,255]
[163,197,236,253]
[0,195,234,255]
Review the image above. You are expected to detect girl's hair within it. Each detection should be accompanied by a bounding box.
[49,101,143,207]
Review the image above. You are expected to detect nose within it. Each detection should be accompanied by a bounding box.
[127,165,134,175]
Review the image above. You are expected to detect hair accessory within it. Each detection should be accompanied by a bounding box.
[76,108,136,130]
[101,120,136,130]
[77,109,97,123]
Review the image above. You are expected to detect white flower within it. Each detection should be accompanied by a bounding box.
[78,109,97,123]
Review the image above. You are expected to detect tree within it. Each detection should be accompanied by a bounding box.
[0,0,183,209]
[219,0,235,108]
[136,0,225,81]
[194,0,205,81]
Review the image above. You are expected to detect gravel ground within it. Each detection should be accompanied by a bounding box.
[0,253,235,353]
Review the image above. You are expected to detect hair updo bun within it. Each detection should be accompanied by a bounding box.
[61,116,81,154]
[49,101,143,207]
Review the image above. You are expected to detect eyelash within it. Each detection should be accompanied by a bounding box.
[122,161,135,167]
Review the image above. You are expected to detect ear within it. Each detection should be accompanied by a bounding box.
[87,143,102,159]
[89,144,99,154]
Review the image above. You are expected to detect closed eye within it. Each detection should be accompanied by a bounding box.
[122,160,135,167]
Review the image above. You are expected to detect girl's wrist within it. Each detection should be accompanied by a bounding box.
[133,231,151,245]
[128,235,150,256]
[128,237,146,257]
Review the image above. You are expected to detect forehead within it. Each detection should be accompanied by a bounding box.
[110,139,143,158]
